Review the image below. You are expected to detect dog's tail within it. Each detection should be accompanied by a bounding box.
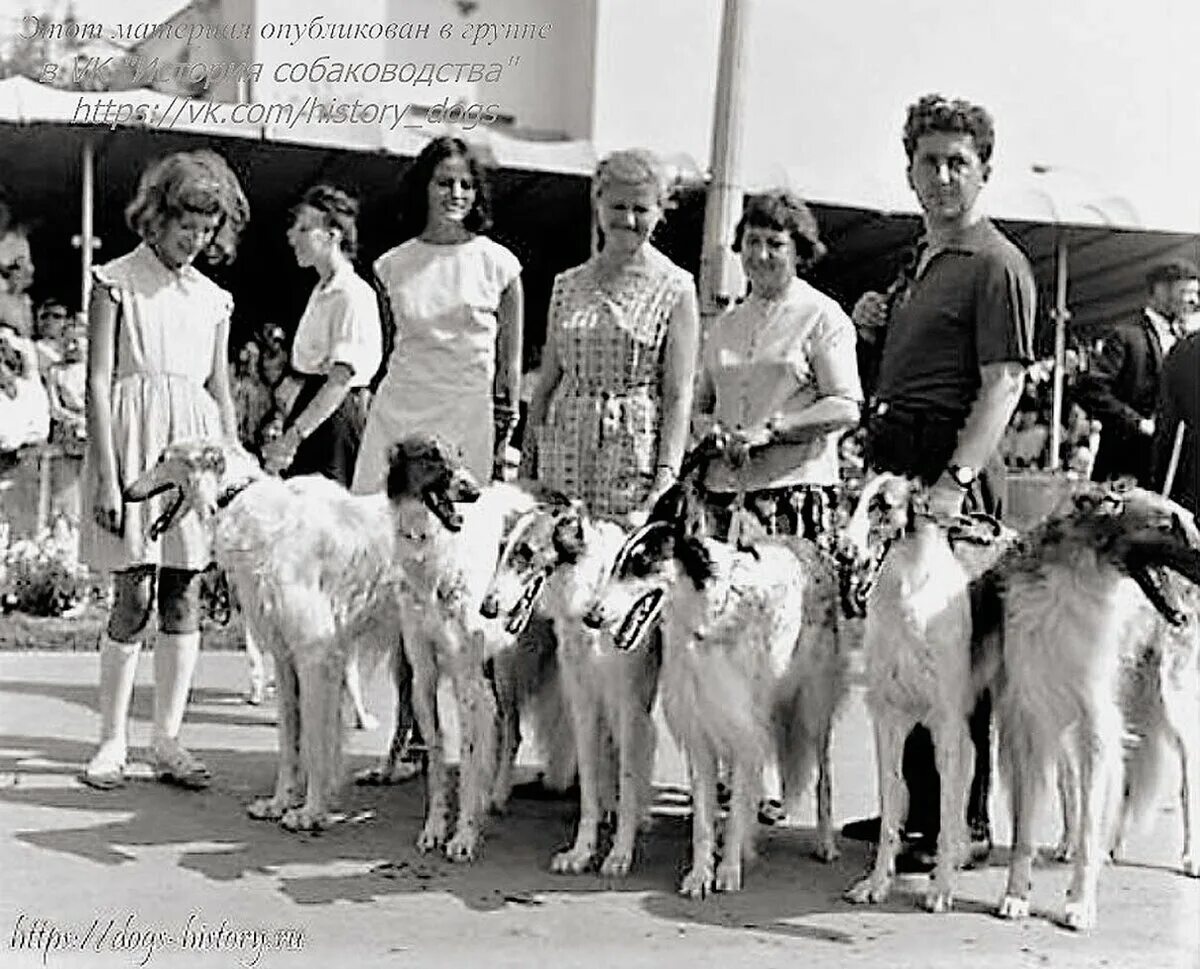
[1115,665,1173,844]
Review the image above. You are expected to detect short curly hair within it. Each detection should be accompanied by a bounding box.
[125,150,250,264]
[1146,259,1200,289]
[291,184,360,258]
[903,94,996,165]
[732,191,827,272]
[396,136,493,240]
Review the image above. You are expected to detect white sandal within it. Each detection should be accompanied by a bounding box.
[151,738,211,790]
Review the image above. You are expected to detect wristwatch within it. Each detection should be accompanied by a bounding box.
[947,464,977,490]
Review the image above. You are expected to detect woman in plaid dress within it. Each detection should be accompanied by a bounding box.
[525,149,699,518]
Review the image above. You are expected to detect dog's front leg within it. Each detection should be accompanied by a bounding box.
[248,653,304,820]
[280,652,342,832]
[680,745,719,899]
[1062,717,1121,931]
[599,660,656,878]
[814,716,840,862]
[997,741,1041,922]
[716,756,759,893]
[445,637,498,863]
[410,642,449,854]
[487,652,521,814]
[924,720,971,912]
[552,664,602,874]
[844,713,909,905]
[1053,752,1080,862]
[1168,690,1200,877]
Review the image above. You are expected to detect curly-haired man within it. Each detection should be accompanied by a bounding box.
[845,94,1037,872]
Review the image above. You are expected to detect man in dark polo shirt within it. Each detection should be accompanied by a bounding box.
[845,94,1036,871]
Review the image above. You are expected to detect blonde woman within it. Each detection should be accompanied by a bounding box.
[525,148,699,516]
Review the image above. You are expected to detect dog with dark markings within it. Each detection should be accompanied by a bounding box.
[583,458,849,898]
[482,498,658,876]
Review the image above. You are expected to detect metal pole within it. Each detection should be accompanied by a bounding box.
[1048,235,1070,470]
[80,137,95,312]
[698,0,752,330]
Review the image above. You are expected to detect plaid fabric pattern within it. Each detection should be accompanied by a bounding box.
[537,248,692,518]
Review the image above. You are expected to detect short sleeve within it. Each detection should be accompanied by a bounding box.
[325,287,383,380]
[975,249,1036,367]
[91,263,124,303]
[487,239,522,294]
[809,305,864,402]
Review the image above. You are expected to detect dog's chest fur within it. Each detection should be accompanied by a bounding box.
[864,525,974,718]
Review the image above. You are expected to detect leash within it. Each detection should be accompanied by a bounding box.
[1162,421,1186,499]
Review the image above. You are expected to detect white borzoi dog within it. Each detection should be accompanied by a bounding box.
[584,472,850,898]
[124,439,419,832]
[384,436,543,862]
[981,485,1200,930]
[840,472,1015,913]
[481,498,660,877]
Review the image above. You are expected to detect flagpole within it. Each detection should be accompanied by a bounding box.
[698,0,752,330]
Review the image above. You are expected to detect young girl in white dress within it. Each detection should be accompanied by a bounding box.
[79,151,249,790]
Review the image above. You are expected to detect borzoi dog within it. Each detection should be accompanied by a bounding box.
[481,499,660,876]
[982,485,1200,930]
[584,472,849,898]
[124,439,428,831]
[385,437,541,861]
[840,473,1015,913]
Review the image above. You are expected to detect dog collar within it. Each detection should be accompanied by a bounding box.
[216,478,255,510]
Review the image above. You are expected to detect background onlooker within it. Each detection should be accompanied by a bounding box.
[1074,259,1200,485]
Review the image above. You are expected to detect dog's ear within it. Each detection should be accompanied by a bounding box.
[551,512,585,564]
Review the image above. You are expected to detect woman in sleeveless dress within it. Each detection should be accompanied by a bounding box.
[79,150,249,790]
[525,148,699,519]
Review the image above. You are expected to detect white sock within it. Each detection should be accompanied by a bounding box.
[90,636,141,767]
[152,630,201,747]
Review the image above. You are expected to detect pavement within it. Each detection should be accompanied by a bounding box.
[1,649,1197,969]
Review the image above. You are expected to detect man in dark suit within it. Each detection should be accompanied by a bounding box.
[1155,332,1199,516]
[1075,260,1199,484]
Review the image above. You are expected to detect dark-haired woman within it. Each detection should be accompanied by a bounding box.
[262,184,383,730]
[694,190,861,545]
[352,136,523,494]
[262,184,382,484]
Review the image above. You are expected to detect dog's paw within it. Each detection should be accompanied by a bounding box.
[1051,840,1074,863]
[1060,897,1097,932]
[812,838,841,863]
[1182,853,1200,878]
[923,888,954,913]
[599,845,634,878]
[247,796,294,821]
[679,862,715,900]
[714,858,743,893]
[843,872,891,905]
[550,845,594,875]
[354,760,421,786]
[996,893,1030,921]
[280,805,327,832]
[417,818,449,854]
[444,828,481,863]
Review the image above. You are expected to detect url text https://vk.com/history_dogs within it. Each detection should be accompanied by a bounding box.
[123,438,417,833]
[583,449,851,899]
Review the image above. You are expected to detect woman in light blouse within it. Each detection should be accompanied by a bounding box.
[694,190,862,545]
[262,184,382,482]
[263,183,383,730]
